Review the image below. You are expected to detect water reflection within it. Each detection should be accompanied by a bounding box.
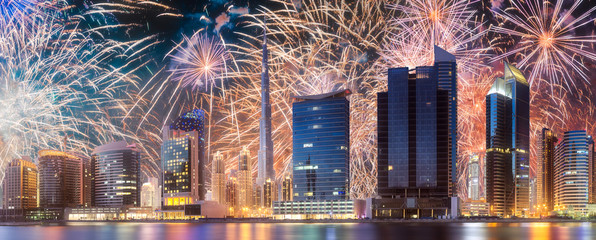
[0,222,595,240]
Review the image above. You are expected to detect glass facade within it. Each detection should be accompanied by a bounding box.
[292,90,350,201]
[485,63,530,217]
[38,150,82,208]
[162,109,206,209]
[377,53,453,200]
[538,128,557,212]
[554,130,591,215]
[92,141,141,207]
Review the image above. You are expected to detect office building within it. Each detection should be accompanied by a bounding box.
[263,178,276,208]
[273,89,352,220]
[161,109,207,216]
[588,136,595,204]
[226,171,238,216]
[281,175,293,201]
[38,150,83,208]
[291,89,351,201]
[91,141,141,207]
[538,128,557,213]
[375,46,456,219]
[211,151,226,205]
[141,177,160,209]
[485,62,530,217]
[2,157,38,210]
[238,146,253,209]
[468,155,480,201]
[554,130,591,215]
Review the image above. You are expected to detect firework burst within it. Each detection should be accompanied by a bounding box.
[490,0,596,90]
[0,2,149,181]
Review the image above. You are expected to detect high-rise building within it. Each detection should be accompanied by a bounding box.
[554,130,591,215]
[162,109,207,210]
[375,46,456,219]
[292,89,351,201]
[226,171,238,216]
[212,151,226,204]
[91,141,141,207]
[141,177,160,209]
[538,128,557,212]
[485,62,530,217]
[257,21,275,187]
[80,155,93,207]
[281,175,293,201]
[468,155,480,201]
[2,157,38,210]
[237,147,253,209]
[253,185,262,209]
[589,136,595,204]
[263,178,276,208]
[38,150,83,208]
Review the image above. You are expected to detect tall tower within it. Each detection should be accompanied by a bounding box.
[257,19,275,186]
[538,128,557,212]
[468,155,480,201]
[212,151,226,204]
[485,62,530,217]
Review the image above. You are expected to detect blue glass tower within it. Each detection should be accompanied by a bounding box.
[375,46,455,219]
[485,63,530,217]
[292,90,351,201]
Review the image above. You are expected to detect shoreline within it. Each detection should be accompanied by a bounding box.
[1,218,594,226]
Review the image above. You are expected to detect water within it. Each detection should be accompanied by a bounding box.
[0,222,594,240]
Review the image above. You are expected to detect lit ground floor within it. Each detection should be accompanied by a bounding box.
[272,200,355,220]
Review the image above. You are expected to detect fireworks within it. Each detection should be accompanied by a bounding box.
[168,31,229,91]
[490,0,596,90]
[0,2,149,181]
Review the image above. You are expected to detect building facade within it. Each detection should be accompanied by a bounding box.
[2,157,38,210]
[292,89,351,201]
[468,155,480,201]
[38,150,83,208]
[237,146,253,209]
[92,141,141,207]
[538,128,557,213]
[211,151,226,205]
[375,46,456,219]
[554,130,591,215]
[162,109,207,214]
[281,175,293,201]
[485,63,530,217]
[141,177,160,209]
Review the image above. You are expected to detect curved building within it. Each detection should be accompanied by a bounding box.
[554,130,590,215]
[92,141,141,207]
[38,150,82,208]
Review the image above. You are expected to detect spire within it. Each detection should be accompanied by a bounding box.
[503,62,528,85]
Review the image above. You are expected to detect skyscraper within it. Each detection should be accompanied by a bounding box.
[2,157,38,210]
[538,128,557,212]
[162,109,207,211]
[92,141,141,207]
[554,130,591,215]
[226,171,238,216]
[238,146,253,209]
[257,20,275,187]
[38,150,83,208]
[485,62,530,217]
[468,155,480,201]
[589,136,595,204]
[141,177,160,209]
[292,89,351,201]
[211,151,226,204]
[375,46,456,219]
[281,175,293,201]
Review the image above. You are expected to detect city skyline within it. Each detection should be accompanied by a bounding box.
[1,0,596,223]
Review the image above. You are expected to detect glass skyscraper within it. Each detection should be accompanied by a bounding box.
[162,109,206,212]
[538,128,557,212]
[554,130,591,215]
[38,150,83,208]
[376,47,454,204]
[292,89,351,201]
[485,62,530,217]
[91,141,141,207]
